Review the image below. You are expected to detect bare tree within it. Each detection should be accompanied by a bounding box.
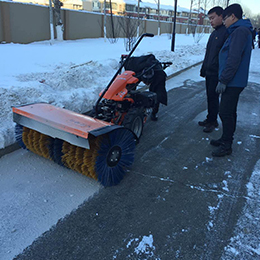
[154,0,161,35]
[189,0,210,43]
[118,15,139,51]
[197,0,201,26]
[52,0,63,26]
[52,0,63,40]
[167,21,172,39]
[250,14,260,29]
[203,0,211,12]
[98,0,120,44]
[104,0,107,41]
[188,0,196,35]
[137,0,140,37]
[48,0,54,42]
[109,0,115,39]
[214,0,229,7]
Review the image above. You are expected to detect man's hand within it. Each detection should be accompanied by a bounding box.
[216,82,226,94]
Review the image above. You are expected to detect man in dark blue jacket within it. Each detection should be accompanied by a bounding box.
[210,4,253,157]
[199,6,228,133]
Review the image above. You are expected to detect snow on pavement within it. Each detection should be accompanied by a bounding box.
[221,159,260,259]
[0,149,101,260]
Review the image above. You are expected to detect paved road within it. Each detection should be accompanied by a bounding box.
[11,76,260,260]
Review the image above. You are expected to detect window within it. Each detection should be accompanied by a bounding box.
[105,2,117,10]
[126,4,135,12]
[92,1,100,9]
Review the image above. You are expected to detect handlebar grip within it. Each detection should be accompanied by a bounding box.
[161,62,173,65]
[144,33,154,38]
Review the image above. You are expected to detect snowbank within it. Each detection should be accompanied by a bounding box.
[0,34,209,149]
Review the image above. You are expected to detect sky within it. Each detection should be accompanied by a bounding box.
[155,0,260,16]
[0,33,260,259]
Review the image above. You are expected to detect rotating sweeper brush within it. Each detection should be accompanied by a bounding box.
[12,33,165,186]
[13,104,135,187]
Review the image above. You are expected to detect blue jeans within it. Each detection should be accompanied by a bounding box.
[219,87,244,146]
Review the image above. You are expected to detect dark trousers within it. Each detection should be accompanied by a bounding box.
[219,87,244,146]
[152,102,160,115]
[149,70,167,106]
[205,75,219,122]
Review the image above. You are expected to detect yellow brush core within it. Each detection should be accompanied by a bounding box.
[22,127,103,181]
[22,127,52,159]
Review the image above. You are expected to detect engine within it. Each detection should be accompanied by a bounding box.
[96,90,157,124]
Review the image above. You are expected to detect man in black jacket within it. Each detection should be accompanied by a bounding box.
[199,6,228,133]
[124,54,167,121]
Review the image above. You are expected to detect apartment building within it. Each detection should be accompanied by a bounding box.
[83,0,208,25]
[11,0,209,25]
[12,0,84,10]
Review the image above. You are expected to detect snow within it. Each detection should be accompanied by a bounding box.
[123,234,155,258]
[0,149,101,259]
[0,33,260,260]
[221,160,260,259]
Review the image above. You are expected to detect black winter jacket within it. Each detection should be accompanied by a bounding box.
[124,54,167,105]
[200,24,228,77]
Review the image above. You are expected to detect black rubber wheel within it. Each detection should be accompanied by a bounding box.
[122,108,144,139]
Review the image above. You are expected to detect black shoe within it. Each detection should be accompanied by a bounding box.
[212,145,232,157]
[151,113,158,121]
[210,138,224,147]
[198,119,208,127]
[203,121,219,133]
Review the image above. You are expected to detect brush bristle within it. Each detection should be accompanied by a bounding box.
[15,124,26,149]
[95,128,135,187]
[15,125,135,186]
[19,127,53,160]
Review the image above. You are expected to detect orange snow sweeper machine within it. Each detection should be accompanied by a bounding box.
[12,34,171,186]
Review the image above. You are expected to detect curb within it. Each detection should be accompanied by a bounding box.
[137,60,202,92]
[0,142,21,158]
[0,61,203,159]
[166,60,203,80]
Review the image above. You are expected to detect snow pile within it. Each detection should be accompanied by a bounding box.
[0,34,208,149]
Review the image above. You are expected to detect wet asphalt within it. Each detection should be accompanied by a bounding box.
[14,79,260,260]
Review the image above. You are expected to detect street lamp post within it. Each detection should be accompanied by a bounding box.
[171,0,177,51]
[226,0,230,7]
